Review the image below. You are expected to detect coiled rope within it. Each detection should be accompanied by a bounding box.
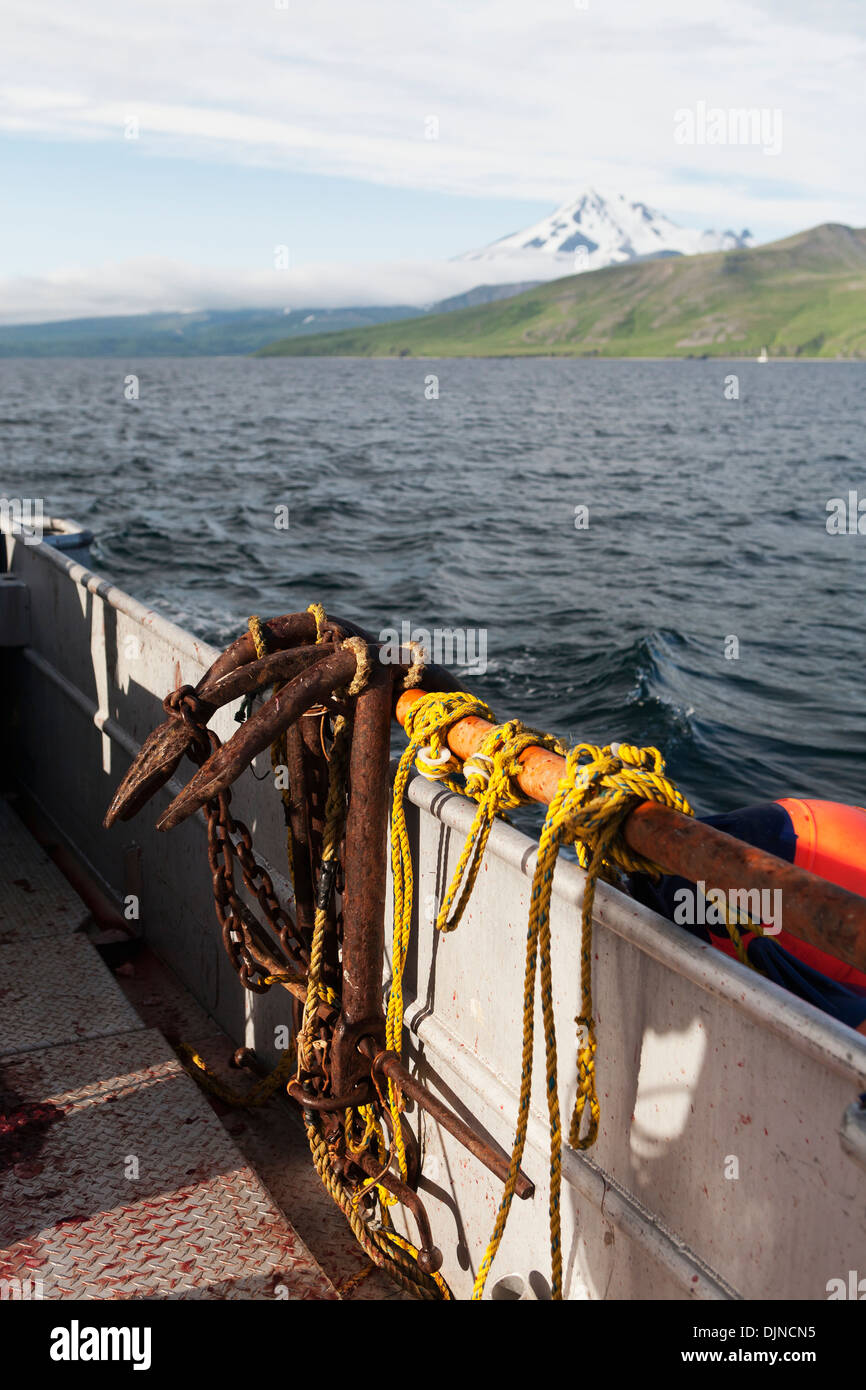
[388,693,696,1300]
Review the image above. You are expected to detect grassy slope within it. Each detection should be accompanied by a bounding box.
[257,224,866,359]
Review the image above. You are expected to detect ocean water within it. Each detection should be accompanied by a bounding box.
[1,355,864,814]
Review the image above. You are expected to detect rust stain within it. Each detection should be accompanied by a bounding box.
[0,1081,65,1174]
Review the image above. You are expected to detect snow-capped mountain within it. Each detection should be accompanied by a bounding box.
[461,189,753,278]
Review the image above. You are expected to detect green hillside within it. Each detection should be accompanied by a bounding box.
[257,224,866,359]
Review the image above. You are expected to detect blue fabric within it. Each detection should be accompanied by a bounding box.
[748,935,866,1028]
[628,802,866,1030]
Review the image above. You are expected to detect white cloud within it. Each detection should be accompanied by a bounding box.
[0,0,863,320]
[0,254,552,324]
[0,0,863,219]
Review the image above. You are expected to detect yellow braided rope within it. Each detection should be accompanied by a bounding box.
[376,1222,453,1300]
[386,696,699,1300]
[386,692,496,1177]
[298,711,351,1071]
[340,635,372,698]
[335,1262,376,1298]
[261,971,340,1006]
[717,895,767,966]
[307,601,328,643]
[177,1041,297,1108]
[401,640,427,690]
[472,740,694,1300]
[304,1115,451,1300]
[435,718,565,934]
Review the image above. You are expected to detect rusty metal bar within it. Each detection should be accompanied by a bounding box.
[372,1050,535,1200]
[105,608,462,829]
[330,665,392,1097]
[283,722,317,943]
[204,642,336,710]
[395,687,866,975]
[157,648,358,830]
[297,711,330,895]
[340,667,391,1032]
[104,615,325,827]
[352,1150,442,1273]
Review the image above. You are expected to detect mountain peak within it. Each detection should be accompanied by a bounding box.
[461,190,754,276]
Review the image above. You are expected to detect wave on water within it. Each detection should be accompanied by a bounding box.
[3,355,863,812]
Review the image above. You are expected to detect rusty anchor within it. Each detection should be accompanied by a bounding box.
[104,608,534,1291]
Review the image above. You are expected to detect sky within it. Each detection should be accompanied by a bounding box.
[0,0,863,323]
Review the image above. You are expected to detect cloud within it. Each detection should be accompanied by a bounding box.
[0,0,862,320]
[0,253,554,324]
[1,0,863,220]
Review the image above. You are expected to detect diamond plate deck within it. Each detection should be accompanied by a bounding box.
[183,1032,413,1301]
[0,1029,338,1299]
[0,799,90,943]
[0,935,146,1057]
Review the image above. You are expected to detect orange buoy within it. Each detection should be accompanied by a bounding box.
[778,798,866,899]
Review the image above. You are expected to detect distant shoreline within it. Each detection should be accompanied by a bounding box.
[1,353,864,364]
[250,353,865,364]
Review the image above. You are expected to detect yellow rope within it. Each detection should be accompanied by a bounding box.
[298,710,351,1070]
[717,895,767,966]
[402,640,427,690]
[307,601,328,643]
[304,1114,451,1300]
[386,692,496,1177]
[340,635,372,698]
[471,740,693,1299]
[335,1262,376,1298]
[376,1222,453,1300]
[387,695,698,1300]
[177,1041,297,1108]
[435,718,565,934]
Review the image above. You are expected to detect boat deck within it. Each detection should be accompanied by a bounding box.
[0,796,403,1300]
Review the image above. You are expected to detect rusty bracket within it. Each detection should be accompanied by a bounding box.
[371,1050,535,1200]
